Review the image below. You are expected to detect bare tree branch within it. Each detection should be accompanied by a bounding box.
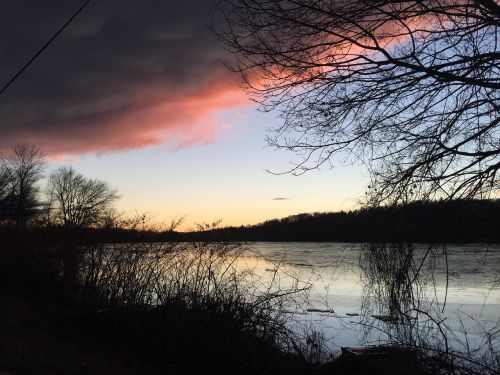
[214,0,500,203]
[47,166,119,229]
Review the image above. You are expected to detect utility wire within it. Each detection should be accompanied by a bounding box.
[0,0,90,96]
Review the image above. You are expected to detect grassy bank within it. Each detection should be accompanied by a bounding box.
[0,237,435,375]
[0,239,314,374]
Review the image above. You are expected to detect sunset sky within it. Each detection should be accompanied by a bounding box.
[0,0,368,229]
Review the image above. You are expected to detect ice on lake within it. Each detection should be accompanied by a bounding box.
[236,242,500,355]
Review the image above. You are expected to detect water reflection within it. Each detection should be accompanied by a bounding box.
[238,242,500,365]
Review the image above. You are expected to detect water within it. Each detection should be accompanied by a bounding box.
[237,242,500,355]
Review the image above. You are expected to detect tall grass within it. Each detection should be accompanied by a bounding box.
[70,240,319,370]
[0,235,323,373]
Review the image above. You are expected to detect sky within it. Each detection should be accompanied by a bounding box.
[0,0,368,230]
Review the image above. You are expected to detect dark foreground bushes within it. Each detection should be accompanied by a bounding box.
[72,241,311,374]
[0,238,318,375]
[1,235,450,375]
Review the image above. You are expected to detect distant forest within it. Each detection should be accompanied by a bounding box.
[178,199,500,243]
[11,199,499,245]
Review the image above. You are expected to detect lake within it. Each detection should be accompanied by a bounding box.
[236,242,500,356]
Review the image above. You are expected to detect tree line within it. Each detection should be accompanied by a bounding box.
[2,143,498,244]
[184,199,500,243]
[0,143,118,233]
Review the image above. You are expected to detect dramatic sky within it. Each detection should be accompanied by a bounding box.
[0,0,367,229]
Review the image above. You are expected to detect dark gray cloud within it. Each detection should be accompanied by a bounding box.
[272,197,290,201]
[0,0,244,155]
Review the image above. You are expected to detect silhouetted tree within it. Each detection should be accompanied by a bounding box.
[47,166,119,230]
[46,166,119,290]
[0,144,45,228]
[0,163,12,220]
[215,0,500,203]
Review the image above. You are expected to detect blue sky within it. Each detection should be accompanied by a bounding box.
[0,0,369,230]
[47,105,368,230]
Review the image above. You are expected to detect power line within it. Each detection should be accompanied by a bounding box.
[0,0,90,97]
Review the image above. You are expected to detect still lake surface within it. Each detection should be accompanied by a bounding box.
[236,242,500,354]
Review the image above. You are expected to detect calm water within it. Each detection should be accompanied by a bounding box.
[237,242,500,354]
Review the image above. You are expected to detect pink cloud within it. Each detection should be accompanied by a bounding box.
[0,1,255,157]
[2,74,252,157]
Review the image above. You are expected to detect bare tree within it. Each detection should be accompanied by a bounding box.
[1,144,45,228]
[0,162,11,198]
[47,166,119,230]
[215,0,500,203]
[0,162,12,221]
